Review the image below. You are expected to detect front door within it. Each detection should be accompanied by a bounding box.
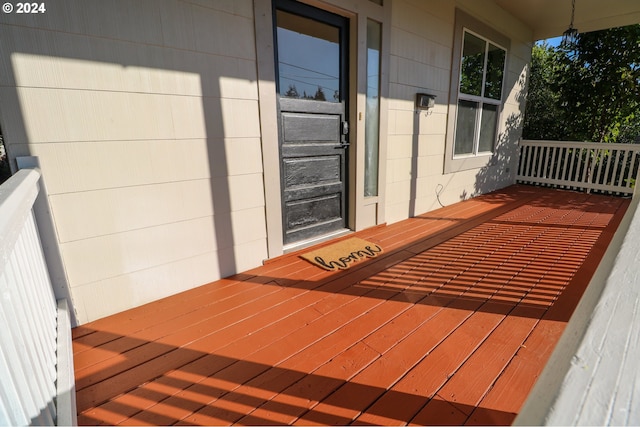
[274,0,349,245]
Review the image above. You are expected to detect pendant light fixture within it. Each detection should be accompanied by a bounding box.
[561,0,578,49]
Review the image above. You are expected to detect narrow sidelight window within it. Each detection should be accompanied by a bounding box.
[364,19,381,197]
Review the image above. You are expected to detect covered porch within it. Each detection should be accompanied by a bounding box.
[72,184,629,425]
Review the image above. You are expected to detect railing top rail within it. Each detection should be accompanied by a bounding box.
[0,168,41,249]
[520,139,640,151]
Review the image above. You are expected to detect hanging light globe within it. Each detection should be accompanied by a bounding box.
[561,0,579,49]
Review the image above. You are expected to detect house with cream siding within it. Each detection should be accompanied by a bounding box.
[0,0,637,325]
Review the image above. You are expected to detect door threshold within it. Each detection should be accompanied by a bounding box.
[283,229,352,254]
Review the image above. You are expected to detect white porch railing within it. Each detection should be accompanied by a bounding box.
[0,169,76,426]
[517,139,640,195]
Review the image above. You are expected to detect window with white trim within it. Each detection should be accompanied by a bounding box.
[453,30,506,157]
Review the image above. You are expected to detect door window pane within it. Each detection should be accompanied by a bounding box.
[459,32,485,96]
[276,10,340,102]
[365,19,381,197]
[485,44,506,100]
[479,103,498,152]
[454,100,477,156]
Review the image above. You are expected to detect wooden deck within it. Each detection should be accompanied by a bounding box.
[72,185,630,426]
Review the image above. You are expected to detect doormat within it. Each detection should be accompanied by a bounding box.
[300,237,383,271]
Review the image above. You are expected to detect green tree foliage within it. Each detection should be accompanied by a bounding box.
[522,43,566,140]
[523,24,640,143]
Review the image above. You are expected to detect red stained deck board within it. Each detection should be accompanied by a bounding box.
[72,278,257,349]
[237,342,381,426]
[464,321,563,426]
[358,188,529,253]
[465,193,630,425]
[76,249,411,399]
[71,279,277,358]
[410,306,544,425]
[293,300,483,425]
[202,282,478,424]
[79,287,351,412]
[74,283,280,352]
[70,276,249,340]
[75,253,333,351]
[351,301,515,426]
[122,278,412,425]
[77,291,323,412]
[78,387,164,426]
[73,186,630,426]
[74,278,252,339]
[185,297,391,397]
[74,282,292,389]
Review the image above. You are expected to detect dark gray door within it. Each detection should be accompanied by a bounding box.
[275,0,349,245]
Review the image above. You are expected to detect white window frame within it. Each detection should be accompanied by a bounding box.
[444,10,510,174]
[454,29,507,158]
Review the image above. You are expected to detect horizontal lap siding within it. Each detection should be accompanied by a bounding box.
[385,0,532,224]
[0,0,267,324]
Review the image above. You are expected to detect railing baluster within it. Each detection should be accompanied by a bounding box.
[619,149,629,192]
[530,145,539,179]
[593,148,605,188]
[604,149,615,193]
[549,146,558,181]
[554,146,565,183]
[542,146,551,180]
[0,168,71,426]
[526,144,534,184]
[612,150,625,192]
[561,146,572,188]
[627,150,636,189]
[535,145,544,180]
[524,144,533,181]
[568,148,579,190]
[580,149,590,187]
[521,144,528,177]
[620,150,635,188]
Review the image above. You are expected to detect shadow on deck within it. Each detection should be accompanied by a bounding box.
[72,184,630,426]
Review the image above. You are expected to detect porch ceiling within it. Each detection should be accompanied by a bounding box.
[495,0,640,41]
[72,185,629,426]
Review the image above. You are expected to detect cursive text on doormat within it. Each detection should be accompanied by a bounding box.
[300,237,383,271]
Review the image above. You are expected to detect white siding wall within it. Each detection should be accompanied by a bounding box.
[0,0,533,324]
[0,0,266,324]
[385,0,532,224]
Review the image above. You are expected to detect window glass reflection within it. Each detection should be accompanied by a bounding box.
[454,100,478,155]
[459,32,485,96]
[276,10,340,102]
[485,44,505,100]
[479,103,498,152]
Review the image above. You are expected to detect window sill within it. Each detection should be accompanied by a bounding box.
[445,152,494,174]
